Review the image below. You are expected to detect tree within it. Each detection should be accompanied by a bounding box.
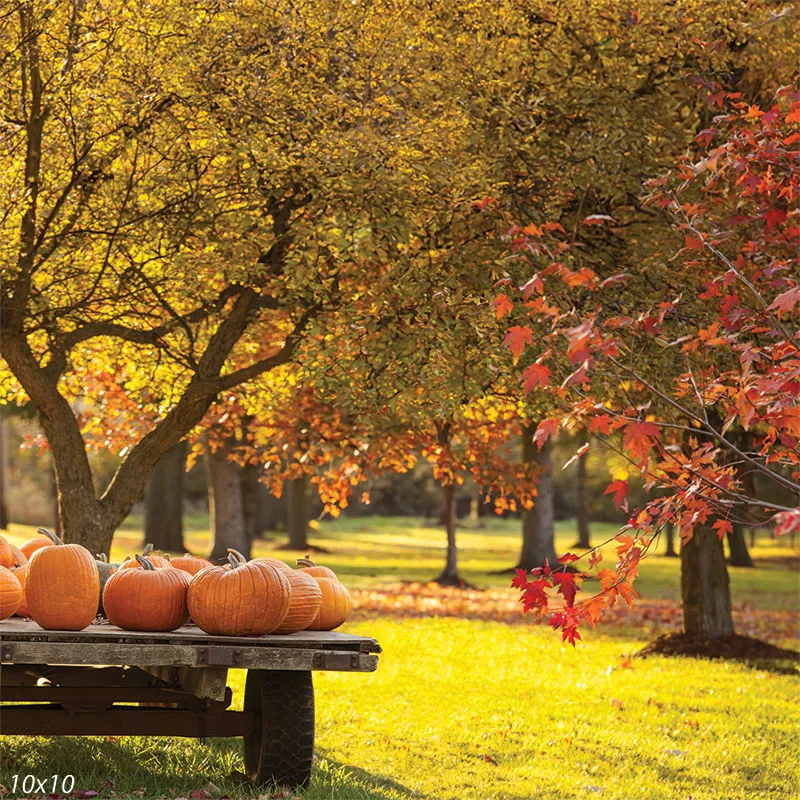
[0,0,495,554]
[144,440,187,553]
[509,88,800,644]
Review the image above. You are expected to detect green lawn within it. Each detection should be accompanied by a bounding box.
[2,620,798,799]
[2,517,798,799]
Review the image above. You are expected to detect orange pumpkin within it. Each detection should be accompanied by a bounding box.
[119,543,173,570]
[0,565,22,619]
[188,549,291,636]
[25,529,99,630]
[11,563,29,616]
[103,555,190,631]
[274,568,323,634]
[19,528,55,560]
[296,556,338,581]
[252,556,292,573]
[0,534,27,570]
[170,553,213,575]
[306,576,351,631]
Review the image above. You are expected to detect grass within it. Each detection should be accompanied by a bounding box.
[1,517,798,799]
[2,619,798,799]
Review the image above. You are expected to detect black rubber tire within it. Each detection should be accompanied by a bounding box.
[243,670,315,789]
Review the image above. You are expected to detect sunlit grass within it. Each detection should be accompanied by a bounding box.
[2,619,798,799]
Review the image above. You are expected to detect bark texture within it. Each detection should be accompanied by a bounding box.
[516,427,557,570]
[680,525,734,639]
[285,475,309,550]
[207,441,250,561]
[435,483,460,585]
[664,522,678,558]
[727,523,754,568]
[144,440,187,552]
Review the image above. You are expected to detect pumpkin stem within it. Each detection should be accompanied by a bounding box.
[97,553,108,563]
[37,527,63,546]
[142,543,154,556]
[226,551,242,570]
[297,556,318,568]
[136,555,156,571]
[226,548,247,566]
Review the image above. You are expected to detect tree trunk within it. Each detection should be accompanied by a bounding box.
[435,482,460,585]
[664,522,678,557]
[727,523,754,568]
[259,483,285,532]
[285,475,309,550]
[575,441,591,549]
[0,416,9,530]
[241,462,264,544]
[206,441,250,561]
[144,440,186,552]
[516,427,557,570]
[680,525,734,639]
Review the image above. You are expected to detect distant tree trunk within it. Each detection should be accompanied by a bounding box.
[207,440,250,561]
[435,482,460,585]
[144,440,186,553]
[664,521,678,557]
[516,427,557,570]
[728,462,755,567]
[748,527,756,548]
[259,483,284,532]
[575,439,591,549]
[0,416,9,529]
[240,462,264,544]
[49,459,61,537]
[285,475,309,550]
[681,524,734,639]
[727,523,754,568]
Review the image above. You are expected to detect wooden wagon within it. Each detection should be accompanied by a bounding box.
[0,619,381,789]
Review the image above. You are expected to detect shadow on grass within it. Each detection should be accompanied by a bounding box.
[314,752,426,799]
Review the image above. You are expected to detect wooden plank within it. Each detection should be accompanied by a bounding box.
[1,641,379,672]
[0,619,381,653]
[0,685,230,710]
[0,706,255,737]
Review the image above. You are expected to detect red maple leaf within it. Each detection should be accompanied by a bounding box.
[589,413,614,435]
[521,362,551,392]
[533,418,559,450]
[712,519,733,539]
[622,421,660,463]
[767,287,800,317]
[552,571,579,607]
[604,480,629,509]
[502,325,533,360]
[493,293,514,320]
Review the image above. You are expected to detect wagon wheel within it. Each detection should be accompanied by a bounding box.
[243,670,315,789]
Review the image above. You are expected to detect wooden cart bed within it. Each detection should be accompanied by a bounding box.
[0,619,381,789]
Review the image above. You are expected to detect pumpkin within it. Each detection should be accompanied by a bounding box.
[25,529,99,631]
[11,563,29,616]
[0,534,27,570]
[119,543,173,570]
[187,549,291,636]
[103,555,190,632]
[273,568,323,634]
[19,528,55,560]
[96,553,118,616]
[296,556,338,581]
[306,577,351,631]
[170,553,213,575]
[251,556,292,573]
[0,565,22,619]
